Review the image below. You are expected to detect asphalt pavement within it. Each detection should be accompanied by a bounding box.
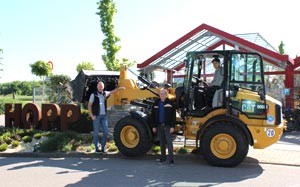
[246,130,300,166]
[1,115,300,166]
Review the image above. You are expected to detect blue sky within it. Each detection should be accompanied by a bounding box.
[0,0,299,83]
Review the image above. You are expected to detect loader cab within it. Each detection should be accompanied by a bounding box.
[180,50,267,118]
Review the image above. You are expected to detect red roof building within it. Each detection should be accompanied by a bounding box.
[137,23,300,108]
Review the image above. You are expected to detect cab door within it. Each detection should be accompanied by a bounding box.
[228,52,267,119]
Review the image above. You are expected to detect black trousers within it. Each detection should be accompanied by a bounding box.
[158,125,174,161]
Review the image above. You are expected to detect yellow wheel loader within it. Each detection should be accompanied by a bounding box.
[113,50,285,167]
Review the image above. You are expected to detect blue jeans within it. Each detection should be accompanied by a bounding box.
[93,114,109,150]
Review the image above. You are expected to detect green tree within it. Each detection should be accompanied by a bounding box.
[97,0,121,71]
[76,62,95,73]
[0,82,13,95]
[278,41,285,55]
[19,81,33,96]
[0,81,40,96]
[47,74,71,104]
[30,61,52,77]
[10,82,19,99]
[96,0,135,71]
[30,60,52,102]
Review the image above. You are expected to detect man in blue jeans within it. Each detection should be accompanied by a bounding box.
[152,88,176,165]
[88,81,125,153]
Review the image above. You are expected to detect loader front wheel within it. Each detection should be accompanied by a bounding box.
[114,116,152,156]
[201,122,249,167]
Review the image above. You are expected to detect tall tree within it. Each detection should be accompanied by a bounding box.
[97,0,121,71]
[278,41,285,55]
[76,61,95,73]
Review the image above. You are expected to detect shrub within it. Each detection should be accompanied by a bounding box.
[10,133,21,141]
[83,144,95,153]
[85,146,92,153]
[152,145,161,154]
[90,144,95,150]
[11,140,20,148]
[38,131,81,152]
[61,142,73,152]
[1,132,12,144]
[42,131,53,137]
[69,110,93,133]
[22,135,32,143]
[177,147,188,154]
[16,129,34,138]
[3,136,12,145]
[107,141,118,152]
[15,129,25,137]
[0,143,8,152]
[33,133,42,139]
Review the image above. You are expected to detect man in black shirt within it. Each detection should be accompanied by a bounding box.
[152,88,176,166]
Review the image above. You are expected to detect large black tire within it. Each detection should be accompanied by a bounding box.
[114,116,153,156]
[200,122,249,167]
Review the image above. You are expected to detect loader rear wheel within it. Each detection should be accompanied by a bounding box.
[114,116,152,156]
[201,122,249,167]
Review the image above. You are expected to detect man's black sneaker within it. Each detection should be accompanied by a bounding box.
[157,159,167,164]
[95,149,101,154]
[169,160,175,166]
[101,149,107,154]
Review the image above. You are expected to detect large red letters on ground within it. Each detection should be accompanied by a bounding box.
[5,103,80,131]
